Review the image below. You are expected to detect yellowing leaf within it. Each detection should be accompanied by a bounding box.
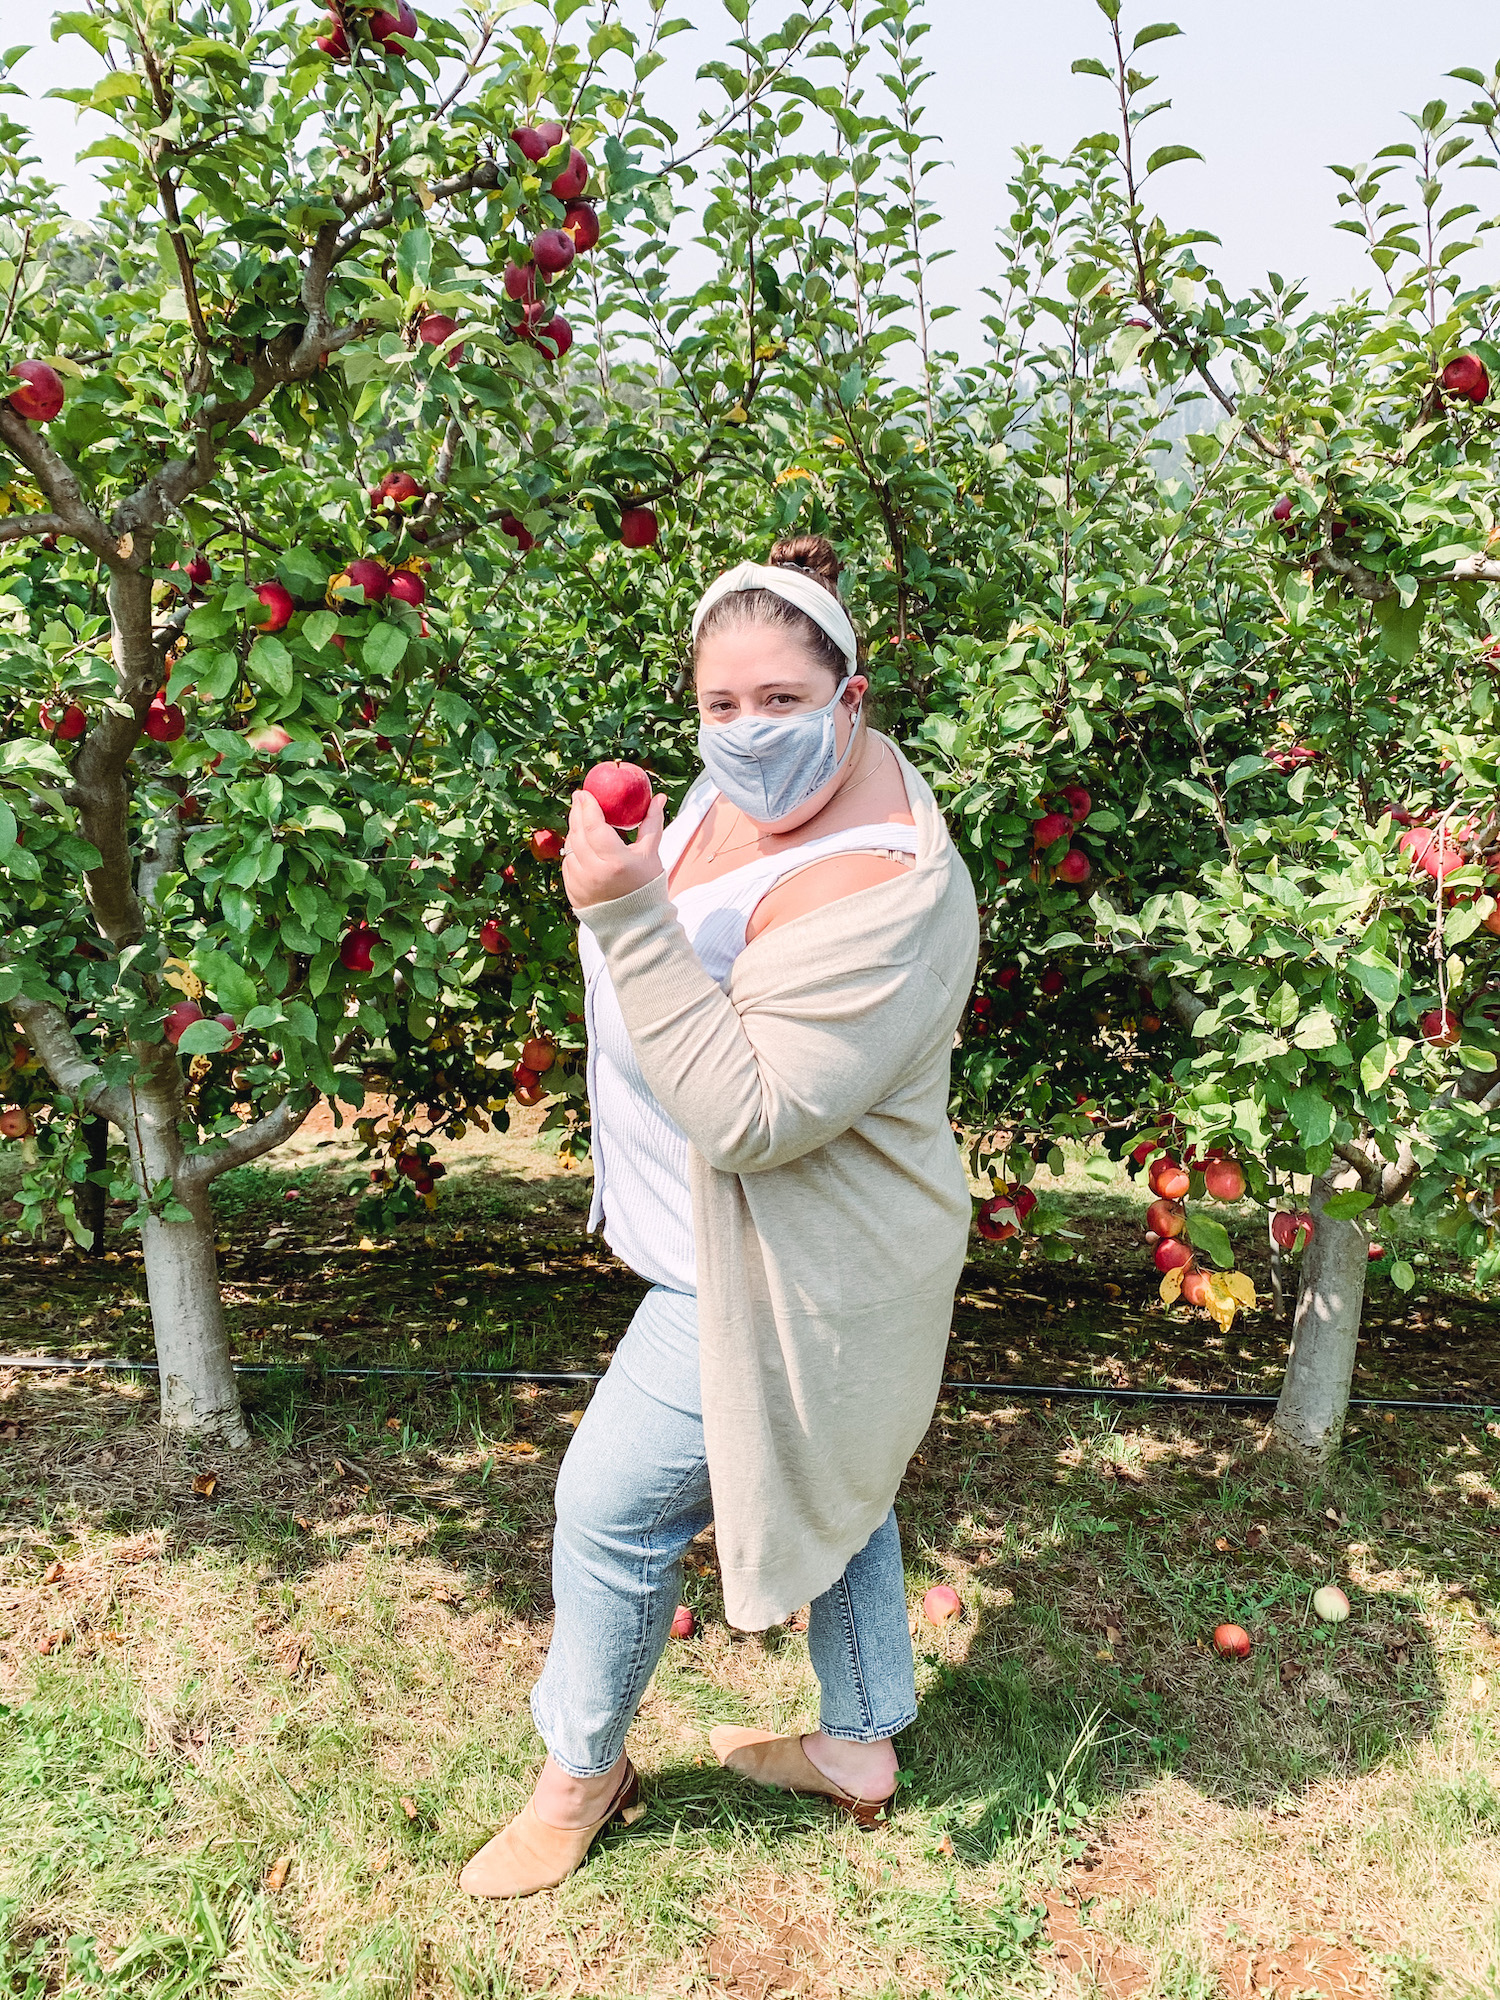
[1159,1267,1184,1303]
[1223,1270,1258,1309]
[1202,1274,1240,1332]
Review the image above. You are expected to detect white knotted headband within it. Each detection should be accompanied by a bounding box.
[690,560,859,671]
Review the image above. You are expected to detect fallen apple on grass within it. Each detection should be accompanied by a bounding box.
[1312,1585,1351,1624]
[1213,1623,1251,1659]
[922,1585,961,1626]
[670,1605,696,1640]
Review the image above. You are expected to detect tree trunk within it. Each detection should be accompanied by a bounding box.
[79,1114,109,1255]
[1272,1172,1368,1464]
[120,1057,247,1448]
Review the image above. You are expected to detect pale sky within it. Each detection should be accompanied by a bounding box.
[12,0,1497,355]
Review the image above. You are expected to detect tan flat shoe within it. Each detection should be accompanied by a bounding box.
[709,1727,893,1829]
[459,1759,639,1899]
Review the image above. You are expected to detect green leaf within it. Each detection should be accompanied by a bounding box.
[396,225,432,297]
[1322,1190,1375,1219]
[1184,1212,1233,1269]
[1390,1259,1416,1292]
[364,623,409,675]
[176,1018,231,1056]
[0,799,15,860]
[302,610,340,653]
[248,636,294,697]
[193,948,257,1019]
[1225,754,1269,788]
[1133,22,1183,49]
[1071,57,1112,78]
[1349,950,1400,1012]
[1293,1009,1340,1050]
[1286,1087,1334,1148]
[1145,145,1203,175]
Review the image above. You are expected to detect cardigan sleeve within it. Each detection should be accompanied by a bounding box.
[578,873,949,1175]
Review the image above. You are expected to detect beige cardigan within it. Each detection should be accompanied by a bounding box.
[579,744,979,1630]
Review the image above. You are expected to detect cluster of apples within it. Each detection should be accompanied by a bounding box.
[1440,352,1490,406]
[163,1000,242,1051]
[510,1033,557,1109]
[976,1181,1036,1242]
[1029,786,1093,886]
[1140,1141,1246,1307]
[315,1,418,62]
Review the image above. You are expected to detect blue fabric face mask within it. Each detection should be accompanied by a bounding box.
[697,675,861,825]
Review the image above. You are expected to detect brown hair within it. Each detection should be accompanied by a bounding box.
[693,534,859,682]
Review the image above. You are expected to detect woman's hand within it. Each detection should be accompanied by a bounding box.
[562,788,668,912]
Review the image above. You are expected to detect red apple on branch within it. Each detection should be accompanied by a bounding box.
[619,506,659,549]
[40,699,86,740]
[479,920,509,955]
[1031,810,1072,849]
[214,1013,243,1053]
[1180,1268,1212,1307]
[1146,1197,1185,1238]
[369,0,417,53]
[535,314,572,361]
[500,512,536,552]
[340,924,382,974]
[246,724,292,755]
[582,760,652,828]
[1441,352,1490,404]
[503,260,538,302]
[529,828,565,863]
[372,470,423,508]
[511,120,565,163]
[388,569,426,607]
[0,1107,34,1139]
[145,696,186,743]
[418,314,463,365]
[252,581,294,632]
[531,227,575,277]
[1039,968,1065,996]
[563,201,600,252]
[1061,784,1091,821]
[1271,1209,1314,1252]
[314,11,349,57]
[163,1000,204,1047]
[1420,1006,1461,1047]
[1149,1157,1190,1201]
[331,557,390,604]
[549,147,589,200]
[1154,1238,1193,1274]
[1203,1158,1246,1202]
[520,1036,556,1074]
[1055,848,1091,885]
[7,360,65,423]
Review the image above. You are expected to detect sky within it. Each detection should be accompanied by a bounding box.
[11,0,1497,350]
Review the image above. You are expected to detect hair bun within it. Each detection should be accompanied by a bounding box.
[768,533,841,597]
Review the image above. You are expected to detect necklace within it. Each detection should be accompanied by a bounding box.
[703,739,889,865]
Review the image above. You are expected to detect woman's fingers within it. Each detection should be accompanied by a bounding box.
[633,792,668,865]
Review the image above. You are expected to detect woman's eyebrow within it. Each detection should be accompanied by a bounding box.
[699,679,810,699]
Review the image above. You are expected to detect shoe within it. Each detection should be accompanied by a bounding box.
[458,1759,639,1899]
[709,1727,893,1828]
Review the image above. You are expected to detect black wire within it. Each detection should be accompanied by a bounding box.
[0,1354,1491,1415]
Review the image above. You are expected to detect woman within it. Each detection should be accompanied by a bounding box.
[461,536,978,1898]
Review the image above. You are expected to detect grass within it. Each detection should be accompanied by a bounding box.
[0,1114,1497,1995]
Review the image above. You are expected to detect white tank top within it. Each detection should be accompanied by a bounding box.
[580,769,919,1291]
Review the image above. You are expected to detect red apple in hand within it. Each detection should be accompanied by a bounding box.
[252,581,294,632]
[583,760,652,829]
[619,506,659,549]
[8,360,65,423]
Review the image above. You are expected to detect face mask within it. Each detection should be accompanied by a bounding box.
[697,676,861,825]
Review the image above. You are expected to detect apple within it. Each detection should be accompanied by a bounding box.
[563,201,600,252]
[246,724,292,755]
[1213,1623,1251,1659]
[583,759,652,829]
[373,470,423,508]
[520,1036,557,1074]
[1031,810,1072,849]
[1061,784,1091,821]
[670,1604,696,1639]
[163,999,204,1047]
[1311,1584,1350,1624]
[529,828,565,863]
[388,569,426,607]
[7,360,65,423]
[1039,968,1065,997]
[1271,493,1294,524]
[369,0,417,53]
[332,557,389,604]
[1180,1268,1212,1307]
[252,581,294,632]
[1154,1238,1193,1274]
[970,996,992,1023]
[996,967,1019,990]
[397,1152,424,1181]
[514,1081,546,1107]
[1146,1197,1185,1238]
[418,314,463,365]
[1140,1013,1162,1032]
[315,11,349,56]
[145,696,186,743]
[1271,1210,1313,1252]
[1149,1157,1190,1200]
[976,1195,1017,1241]
[1441,353,1490,405]
[922,1584,962,1626]
[550,147,589,200]
[1055,848,1091,885]
[1203,1157,1246,1203]
[40,699,86,741]
[1367,1242,1385,1262]
[479,920,509,955]
[500,512,535,552]
[178,795,203,822]
[340,923,382,974]
[535,314,573,361]
[619,505,659,549]
[503,262,538,305]
[0,1106,35,1139]
[511,120,565,163]
[214,1013,243,1054]
[1420,1006,1462,1047]
[531,227,575,277]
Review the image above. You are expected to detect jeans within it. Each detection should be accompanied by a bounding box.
[530,1285,918,1777]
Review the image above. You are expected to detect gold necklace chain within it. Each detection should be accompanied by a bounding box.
[704,739,889,864]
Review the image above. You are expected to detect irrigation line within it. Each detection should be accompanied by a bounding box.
[0,1355,1492,1416]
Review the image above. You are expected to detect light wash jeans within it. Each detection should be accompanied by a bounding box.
[530,1285,918,1777]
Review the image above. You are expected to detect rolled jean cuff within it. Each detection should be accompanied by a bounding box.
[817,1705,916,1745]
[529,1688,629,1779]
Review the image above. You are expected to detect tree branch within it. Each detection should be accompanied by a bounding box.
[0,408,118,564]
[179,1092,314,1188]
[9,998,127,1125]
[0,512,66,544]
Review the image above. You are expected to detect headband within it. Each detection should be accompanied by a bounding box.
[690,559,859,671]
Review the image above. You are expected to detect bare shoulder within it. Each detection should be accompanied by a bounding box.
[745,850,914,943]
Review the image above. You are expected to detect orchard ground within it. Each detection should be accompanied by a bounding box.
[0,1121,1497,1998]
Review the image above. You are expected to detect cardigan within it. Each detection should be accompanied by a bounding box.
[578,743,979,1629]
